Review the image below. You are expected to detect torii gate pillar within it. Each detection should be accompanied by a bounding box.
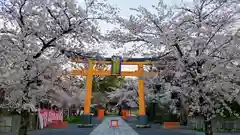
[82,60,94,124]
[137,64,148,124]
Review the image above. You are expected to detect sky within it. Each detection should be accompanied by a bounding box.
[78,0,192,57]
[102,0,187,16]
[78,0,193,71]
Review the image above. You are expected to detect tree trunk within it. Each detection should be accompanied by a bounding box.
[180,97,188,126]
[18,110,30,135]
[105,103,108,112]
[152,103,156,120]
[204,117,213,135]
[118,106,122,116]
[180,108,188,126]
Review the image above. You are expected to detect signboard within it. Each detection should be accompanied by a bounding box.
[110,120,119,128]
[111,56,121,75]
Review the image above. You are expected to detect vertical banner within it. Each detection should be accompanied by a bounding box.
[111,56,121,75]
[39,109,63,128]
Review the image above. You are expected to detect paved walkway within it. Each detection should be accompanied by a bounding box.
[0,124,93,135]
[126,116,240,135]
[89,117,139,135]
[2,116,239,135]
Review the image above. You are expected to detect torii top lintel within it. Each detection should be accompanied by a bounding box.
[71,56,176,65]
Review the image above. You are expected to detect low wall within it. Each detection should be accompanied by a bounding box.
[0,109,63,132]
[188,117,240,132]
[0,114,37,133]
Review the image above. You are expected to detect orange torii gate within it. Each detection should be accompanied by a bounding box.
[71,56,162,125]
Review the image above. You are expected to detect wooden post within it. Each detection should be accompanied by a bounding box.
[83,60,94,115]
[138,64,146,116]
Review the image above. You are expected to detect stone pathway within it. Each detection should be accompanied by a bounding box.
[2,116,239,135]
[126,116,240,135]
[89,117,139,135]
[0,124,94,135]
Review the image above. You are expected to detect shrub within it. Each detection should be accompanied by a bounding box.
[63,116,83,123]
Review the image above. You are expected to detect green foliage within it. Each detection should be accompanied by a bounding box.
[155,112,179,123]
[193,128,205,132]
[91,73,125,104]
[106,111,118,116]
[63,116,84,123]
[227,101,240,116]
[147,103,179,123]
[218,101,240,118]
[193,127,240,132]
[92,76,125,93]
[136,124,151,128]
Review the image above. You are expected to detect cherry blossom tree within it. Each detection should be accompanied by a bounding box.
[106,78,139,107]
[106,0,240,134]
[106,76,170,107]
[0,0,118,134]
[37,68,86,109]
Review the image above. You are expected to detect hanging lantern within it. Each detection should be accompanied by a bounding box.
[111,56,121,75]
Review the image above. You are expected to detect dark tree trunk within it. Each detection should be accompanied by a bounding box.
[18,110,30,135]
[147,103,156,122]
[118,106,122,116]
[204,117,213,135]
[152,103,156,120]
[105,103,108,112]
[180,108,188,126]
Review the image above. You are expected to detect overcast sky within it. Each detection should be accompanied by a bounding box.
[81,0,193,71]
[103,0,190,16]
[78,0,193,58]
